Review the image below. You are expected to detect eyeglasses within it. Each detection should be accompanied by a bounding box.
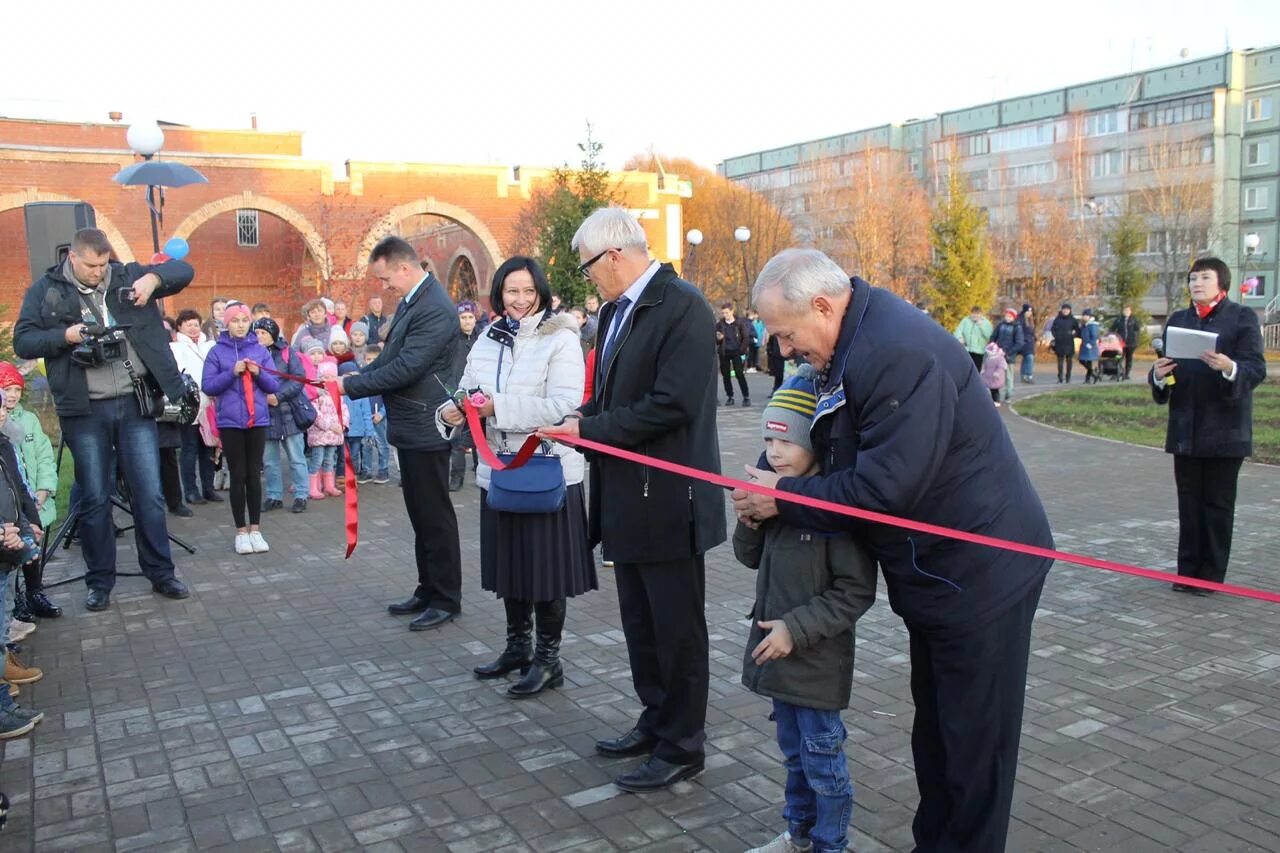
[577,248,619,279]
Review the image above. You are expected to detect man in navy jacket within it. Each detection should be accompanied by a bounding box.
[733,248,1053,853]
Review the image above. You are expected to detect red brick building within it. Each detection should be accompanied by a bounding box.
[0,117,688,332]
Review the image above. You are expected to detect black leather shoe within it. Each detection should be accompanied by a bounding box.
[613,755,704,793]
[203,490,224,503]
[291,498,307,513]
[262,499,284,512]
[388,595,430,615]
[595,727,658,758]
[153,578,191,600]
[27,592,62,619]
[409,608,456,631]
[1191,587,1215,597]
[85,589,110,611]
[1170,583,1193,593]
[170,505,194,518]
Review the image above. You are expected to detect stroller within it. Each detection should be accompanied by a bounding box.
[1097,334,1125,382]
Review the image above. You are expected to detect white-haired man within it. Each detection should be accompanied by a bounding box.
[542,207,725,793]
[731,248,1054,852]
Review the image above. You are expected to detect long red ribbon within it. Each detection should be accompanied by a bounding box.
[259,363,358,558]
[461,398,548,471]
[460,408,1280,604]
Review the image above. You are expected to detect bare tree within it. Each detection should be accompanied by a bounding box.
[993,189,1097,322]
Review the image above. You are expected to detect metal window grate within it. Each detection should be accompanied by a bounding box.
[236,209,259,247]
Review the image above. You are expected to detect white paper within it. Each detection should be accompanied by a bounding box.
[1165,326,1219,359]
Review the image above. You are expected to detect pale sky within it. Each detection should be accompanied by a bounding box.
[4,0,1278,173]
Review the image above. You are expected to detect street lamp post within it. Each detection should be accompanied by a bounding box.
[685,228,703,283]
[126,121,166,255]
[1243,232,1261,299]
[734,226,751,309]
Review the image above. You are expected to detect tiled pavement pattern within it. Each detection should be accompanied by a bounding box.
[2,369,1279,853]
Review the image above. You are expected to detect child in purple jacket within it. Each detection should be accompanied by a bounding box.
[201,302,279,555]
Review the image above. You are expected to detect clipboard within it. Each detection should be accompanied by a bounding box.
[1164,326,1218,359]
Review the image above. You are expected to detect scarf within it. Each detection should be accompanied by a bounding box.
[64,257,112,320]
[1194,291,1225,320]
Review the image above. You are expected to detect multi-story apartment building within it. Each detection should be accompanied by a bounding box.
[721,46,1280,327]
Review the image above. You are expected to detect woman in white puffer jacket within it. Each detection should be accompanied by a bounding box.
[437,257,597,699]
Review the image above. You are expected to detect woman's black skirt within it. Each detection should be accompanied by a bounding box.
[479,482,597,601]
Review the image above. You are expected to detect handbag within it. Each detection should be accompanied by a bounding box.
[287,393,317,431]
[122,357,164,419]
[486,448,566,514]
[482,339,566,513]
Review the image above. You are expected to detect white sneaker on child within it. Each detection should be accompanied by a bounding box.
[234,533,253,555]
[248,531,270,553]
[745,831,812,853]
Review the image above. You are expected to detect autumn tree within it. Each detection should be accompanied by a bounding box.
[927,167,998,331]
[803,149,931,298]
[623,153,793,308]
[994,190,1097,323]
[512,124,623,307]
[1102,211,1153,322]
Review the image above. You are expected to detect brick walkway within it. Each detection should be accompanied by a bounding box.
[2,369,1278,852]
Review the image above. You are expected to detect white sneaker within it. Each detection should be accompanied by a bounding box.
[234,533,253,555]
[248,531,270,553]
[8,619,35,643]
[745,831,812,853]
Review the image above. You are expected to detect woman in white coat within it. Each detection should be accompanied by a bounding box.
[438,257,596,698]
[171,309,222,505]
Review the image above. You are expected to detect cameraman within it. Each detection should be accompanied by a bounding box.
[13,228,193,612]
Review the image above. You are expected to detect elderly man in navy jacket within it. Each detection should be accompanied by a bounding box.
[733,248,1053,853]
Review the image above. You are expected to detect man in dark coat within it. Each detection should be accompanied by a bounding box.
[734,248,1053,853]
[13,228,192,612]
[542,207,725,793]
[1150,257,1266,593]
[1110,305,1141,380]
[1050,303,1081,383]
[337,237,462,631]
[714,301,753,406]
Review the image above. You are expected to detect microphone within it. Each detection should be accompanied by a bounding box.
[1151,337,1176,386]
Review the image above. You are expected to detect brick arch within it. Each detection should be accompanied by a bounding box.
[172,192,330,278]
[0,188,136,263]
[355,198,502,277]
[446,248,481,300]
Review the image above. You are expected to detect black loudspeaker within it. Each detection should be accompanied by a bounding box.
[23,202,97,283]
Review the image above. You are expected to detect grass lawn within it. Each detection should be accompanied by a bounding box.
[1014,378,1280,465]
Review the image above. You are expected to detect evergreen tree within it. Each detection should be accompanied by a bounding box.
[1102,212,1153,326]
[926,169,997,332]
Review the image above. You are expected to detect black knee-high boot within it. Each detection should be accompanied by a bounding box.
[474,598,533,679]
[508,598,566,698]
[22,561,61,618]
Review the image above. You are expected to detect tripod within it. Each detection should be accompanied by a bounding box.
[38,436,196,590]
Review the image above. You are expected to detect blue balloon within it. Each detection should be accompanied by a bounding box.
[163,237,190,261]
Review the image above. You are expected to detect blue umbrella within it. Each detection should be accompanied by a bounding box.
[112,160,208,188]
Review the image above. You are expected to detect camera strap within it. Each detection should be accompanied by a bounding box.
[74,287,110,328]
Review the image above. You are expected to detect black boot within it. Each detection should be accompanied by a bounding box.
[448,470,464,492]
[474,599,533,679]
[508,598,566,698]
[25,559,62,618]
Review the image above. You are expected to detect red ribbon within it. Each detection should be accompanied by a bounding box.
[457,410,1280,604]
[259,364,358,558]
[462,398,545,470]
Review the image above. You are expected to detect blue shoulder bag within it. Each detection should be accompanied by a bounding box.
[484,340,567,514]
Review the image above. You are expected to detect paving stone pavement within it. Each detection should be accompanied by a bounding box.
[2,368,1279,853]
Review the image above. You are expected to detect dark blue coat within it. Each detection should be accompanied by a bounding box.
[774,278,1053,631]
[265,342,307,440]
[991,319,1024,356]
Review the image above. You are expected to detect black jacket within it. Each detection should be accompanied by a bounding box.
[578,264,726,563]
[343,274,459,451]
[1050,313,1080,356]
[265,342,307,441]
[734,519,876,711]
[774,278,1053,631]
[716,315,753,355]
[1150,298,1266,458]
[1111,314,1141,349]
[1016,309,1037,356]
[0,435,40,568]
[991,319,1024,356]
[14,260,195,417]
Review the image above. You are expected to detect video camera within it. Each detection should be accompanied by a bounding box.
[70,324,131,369]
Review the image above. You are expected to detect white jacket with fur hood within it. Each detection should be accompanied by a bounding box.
[435,311,585,489]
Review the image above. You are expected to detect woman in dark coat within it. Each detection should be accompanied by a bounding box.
[1150,257,1267,593]
[1050,303,1081,383]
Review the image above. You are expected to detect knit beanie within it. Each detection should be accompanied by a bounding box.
[762,365,818,452]
[349,321,369,338]
[301,336,324,355]
[457,300,478,316]
[0,362,24,391]
[317,361,338,380]
[251,318,280,343]
[328,326,350,350]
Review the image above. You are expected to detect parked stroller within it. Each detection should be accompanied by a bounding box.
[1097,333,1125,382]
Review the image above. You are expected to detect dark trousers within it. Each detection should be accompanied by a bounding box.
[59,396,177,592]
[720,352,749,399]
[769,355,785,392]
[908,579,1044,853]
[1056,353,1073,382]
[221,427,267,529]
[1122,348,1135,380]
[399,448,462,613]
[1174,455,1244,583]
[747,342,760,371]
[968,352,984,374]
[179,424,216,500]
[613,555,709,763]
[159,447,183,510]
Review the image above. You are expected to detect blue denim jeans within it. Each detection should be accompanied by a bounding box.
[264,433,309,500]
[346,436,369,478]
[773,699,854,853]
[307,445,338,474]
[370,419,391,477]
[0,570,12,710]
[59,396,178,592]
[1020,352,1035,381]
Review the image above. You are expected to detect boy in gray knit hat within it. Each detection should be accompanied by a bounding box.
[738,367,877,853]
